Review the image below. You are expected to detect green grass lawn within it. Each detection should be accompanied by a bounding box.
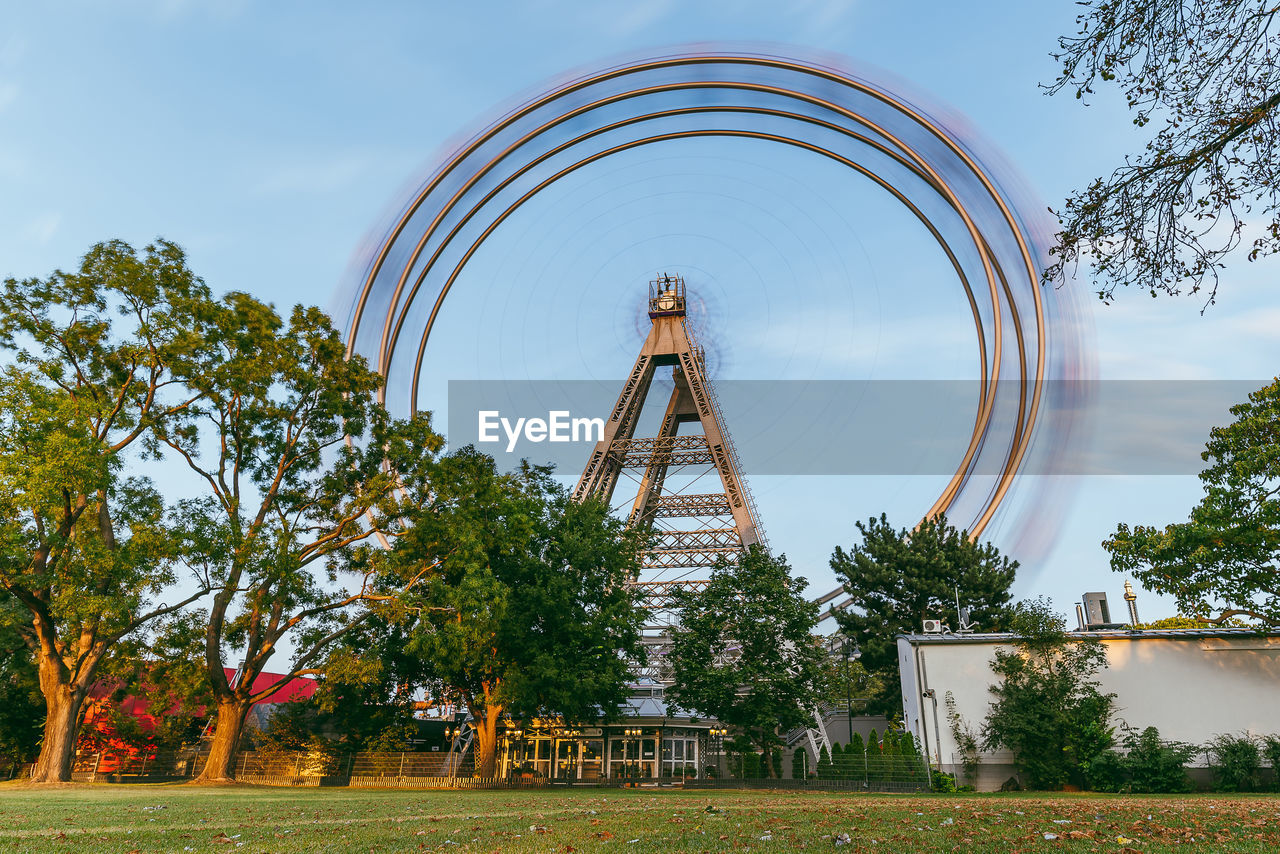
[1,783,1279,853]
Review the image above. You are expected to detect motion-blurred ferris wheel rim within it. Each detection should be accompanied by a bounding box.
[340,47,1072,539]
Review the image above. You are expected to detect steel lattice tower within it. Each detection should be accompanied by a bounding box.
[573,274,768,613]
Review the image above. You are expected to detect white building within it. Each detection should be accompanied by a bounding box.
[897,628,1280,790]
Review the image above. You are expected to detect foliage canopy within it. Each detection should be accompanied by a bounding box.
[830,514,1017,713]
[1105,377,1280,625]
[666,547,831,770]
[1046,0,1280,302]
[981,599,1116,790]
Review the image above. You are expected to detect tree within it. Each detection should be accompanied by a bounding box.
[154,291,445,782]
[791,745,809,779]
[823,656,883,716]
[1105,377,1280,625]
[87,613,213,760]
[666,548,832,774]
[1046,0,1280,303]
[830,514,1018,714]
[399,450,646,778]
[0,240,211,782]
[0,594,42,770]
[302,617,429,753]
[981,599,1116,790]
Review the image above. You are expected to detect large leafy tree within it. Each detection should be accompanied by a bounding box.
[1046,0,1279,302]
[1105,377,1280,624]
[153,292,444,782]
[291,616,431,753]
[0,594,43,770]
[830,514,1017,714]
[666,548,831,773]
[399,450,646,778]
[982,599,1116,790]
[0,241,211,782]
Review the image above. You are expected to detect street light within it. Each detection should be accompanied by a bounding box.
[829,635,861,746]
[622,728,643,778]
[707,727,728,778]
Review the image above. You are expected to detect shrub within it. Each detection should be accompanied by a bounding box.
[896,730,931,786]
[931,769,957,792]
[1084,748,1128,793]
[981,598,1115,789]
[1086,726,1196,793]
[816,744,832,780]
[791,747,809,779]
[830,741,845,779]
[1263,736,1280,791]
[1209,732,1263,792]
[1126,727,1196,793]
[945,690,982,787]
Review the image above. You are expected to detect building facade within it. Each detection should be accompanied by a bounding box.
[898,628,1280,791]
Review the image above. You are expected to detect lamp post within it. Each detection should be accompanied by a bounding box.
[623,728,643,779]
[828,636,861,747]
[708,728,727,778]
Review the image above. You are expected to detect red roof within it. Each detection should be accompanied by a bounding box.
[225,667,318,705]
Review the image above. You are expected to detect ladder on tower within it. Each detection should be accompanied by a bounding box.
[804,706,834,766]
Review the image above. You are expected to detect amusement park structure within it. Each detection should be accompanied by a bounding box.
[337,47,1088,779]
[572,273,766,614]
[571,274,837,765]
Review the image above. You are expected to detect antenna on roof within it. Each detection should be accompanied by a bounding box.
[954,586,976,634]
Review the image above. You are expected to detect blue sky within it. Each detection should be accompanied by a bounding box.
[4,1,1279,626]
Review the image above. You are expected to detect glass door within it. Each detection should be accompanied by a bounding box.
[581,740,603,780]
[555,739,578,780]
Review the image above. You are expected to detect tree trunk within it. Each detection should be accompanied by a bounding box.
[29,680,86,783]
[195,699,251,783]
[471,705,502,779]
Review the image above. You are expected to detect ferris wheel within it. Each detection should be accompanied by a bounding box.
[337,46,1092,585]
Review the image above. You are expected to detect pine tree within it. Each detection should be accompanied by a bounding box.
[831,514,1017,714]
[791,747,809,779]
[830,741,845,780]
[849,732,866,782]
[817,744,832,780]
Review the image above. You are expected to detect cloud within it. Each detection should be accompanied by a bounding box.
[253,153,374,197]
[125,0,249,22]
[606,0,678,36]
[20,212,61,245]
[0,36,24,67]
[0,81,18,113]
[0,148,22,178]
[1089,259,1280,380]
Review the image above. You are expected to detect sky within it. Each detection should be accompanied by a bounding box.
[4,1,1279,629]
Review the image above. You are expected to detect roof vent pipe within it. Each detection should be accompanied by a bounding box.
[1123,580,1140,626]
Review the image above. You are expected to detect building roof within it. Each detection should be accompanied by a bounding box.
[898,627,1280,645]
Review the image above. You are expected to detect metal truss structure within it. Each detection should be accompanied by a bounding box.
[572,274,766,612]
[341,50,1084,549]
[339,48,1086,763]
